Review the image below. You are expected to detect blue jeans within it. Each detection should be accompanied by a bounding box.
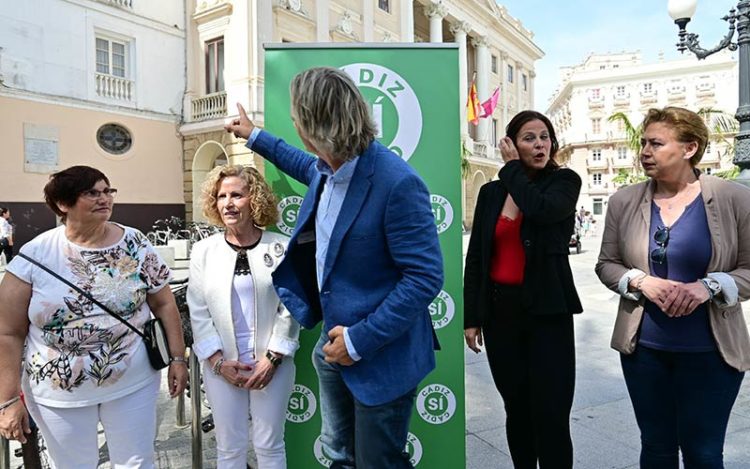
[312,333,415,469]
[621,346,744,469]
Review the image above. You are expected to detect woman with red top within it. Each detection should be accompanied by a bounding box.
[464,110,583,469]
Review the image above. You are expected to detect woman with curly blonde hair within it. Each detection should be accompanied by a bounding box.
[187,164,300,468]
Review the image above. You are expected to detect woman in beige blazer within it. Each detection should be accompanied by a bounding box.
[596,106,750,469]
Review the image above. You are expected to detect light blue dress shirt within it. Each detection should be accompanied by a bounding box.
[248,127,362,360]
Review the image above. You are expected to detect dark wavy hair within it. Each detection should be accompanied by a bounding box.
[505,110,560,169]
[44,166,110,222]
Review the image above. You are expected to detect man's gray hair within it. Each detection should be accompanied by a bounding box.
[290,67,376,162]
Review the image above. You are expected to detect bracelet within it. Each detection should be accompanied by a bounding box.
[170,356,187,365]
[0,396,21,412]
[265,350,283,368]
[212,357,225,376]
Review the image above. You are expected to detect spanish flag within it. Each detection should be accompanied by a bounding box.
[466,78,481,126]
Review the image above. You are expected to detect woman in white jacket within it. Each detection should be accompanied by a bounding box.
[187,165,300,469]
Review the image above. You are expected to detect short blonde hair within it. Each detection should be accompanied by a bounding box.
[201,165,278,228]
[290,67,376,163]
[641,107,709,167]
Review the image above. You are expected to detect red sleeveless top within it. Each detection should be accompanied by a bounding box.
[489,213,525,285]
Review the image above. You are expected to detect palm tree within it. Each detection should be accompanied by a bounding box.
[460,138,471,179]
[608,108,739,182]
[697,106,738,151]
[607,112,647,185]
[696,108,739,179]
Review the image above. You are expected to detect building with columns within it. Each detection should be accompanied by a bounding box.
[0,0,186,247]
[547,50,738,220]
[179,0,543,226]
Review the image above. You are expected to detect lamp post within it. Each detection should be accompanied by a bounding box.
[668,0,750,186]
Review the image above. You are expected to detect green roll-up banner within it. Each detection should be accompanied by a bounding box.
[263,43,464,468]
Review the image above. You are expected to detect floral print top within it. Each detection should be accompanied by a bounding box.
[7,224,170,407]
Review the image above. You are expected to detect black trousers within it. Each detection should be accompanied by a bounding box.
[483,284,576,469]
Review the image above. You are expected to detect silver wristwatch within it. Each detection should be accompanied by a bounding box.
[701,278,721,300]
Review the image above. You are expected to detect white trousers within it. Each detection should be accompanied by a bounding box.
[25,374,160,469]
[202,359,295,469]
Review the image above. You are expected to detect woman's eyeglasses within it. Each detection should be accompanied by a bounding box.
[81,188,118,200]
[650,226,670,265]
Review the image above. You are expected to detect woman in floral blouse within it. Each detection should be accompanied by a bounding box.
[0,165,187,468]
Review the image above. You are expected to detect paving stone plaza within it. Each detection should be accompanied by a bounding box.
[1,233,748,468]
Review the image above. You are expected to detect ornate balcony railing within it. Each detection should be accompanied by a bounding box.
[587,157,608,169]
[613,95,630,107]
[588,182,609,193]
[696,82,716,98]
[588,96,605,109]
[191,92,227,121]
[95,73,134,101]
[472,142,490,159]
[97,0,133,8]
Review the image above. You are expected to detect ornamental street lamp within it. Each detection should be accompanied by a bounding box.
[668,0,750,185]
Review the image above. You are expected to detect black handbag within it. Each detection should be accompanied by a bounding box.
[18,253,171,370]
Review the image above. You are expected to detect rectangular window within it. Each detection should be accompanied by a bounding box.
[491,119,498,147]
[704,166,713,175]
[593,198,603,215]
[491,55,498,74]
[591,118,601,134]
[96,37,127,77]
[590,88,601,99]
[616,85,626,97]
[592,149,602,161]
[507,64,514,83]
[593,173,602,185]
[706,141,712,154]
[643,82,653,93]
[378,0,390,13]
[617,147,628,159]
[205,37,225,94]
[522,74,528,91]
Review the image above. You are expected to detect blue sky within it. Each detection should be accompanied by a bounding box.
[497,0,738,110]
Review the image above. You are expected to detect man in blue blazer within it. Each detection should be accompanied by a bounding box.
[225,67,443,468]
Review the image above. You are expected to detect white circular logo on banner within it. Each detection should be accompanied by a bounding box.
[276,195,303,235]
[286,384,317,423]
[430,194,454,234]
[313,435,333,467]
[429,290,455,329]
[341,63,423,161]
[405,432,424,466]
[417,383,456,425]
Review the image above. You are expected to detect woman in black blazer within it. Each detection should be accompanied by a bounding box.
[464,110,583,469]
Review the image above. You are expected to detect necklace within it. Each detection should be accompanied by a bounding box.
[225,235,262,276]
[658,185,698,211]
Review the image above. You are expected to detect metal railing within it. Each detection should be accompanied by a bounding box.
[95,73,134,101]
[191,92,227,121]
[97,0,133,8]
[0,438,8,469]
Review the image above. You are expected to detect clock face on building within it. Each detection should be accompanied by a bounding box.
[97,123,132,155]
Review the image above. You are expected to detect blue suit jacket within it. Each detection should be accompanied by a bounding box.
[250,130,444,406]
